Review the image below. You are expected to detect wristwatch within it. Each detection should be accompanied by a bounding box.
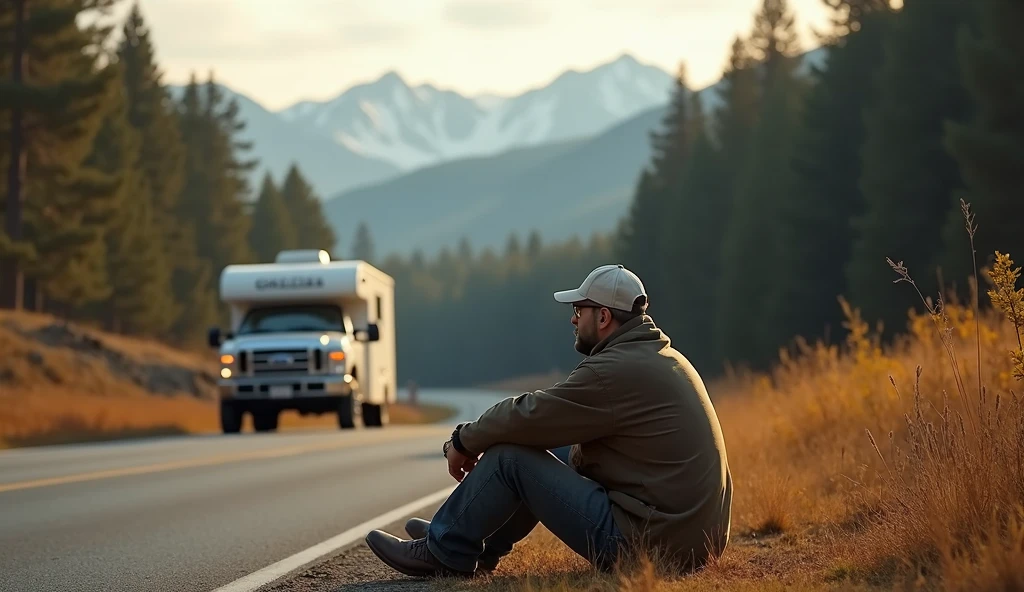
[443,423,470,457]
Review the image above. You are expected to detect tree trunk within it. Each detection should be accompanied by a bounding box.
[34,283,43,314]
[1,0,27,310]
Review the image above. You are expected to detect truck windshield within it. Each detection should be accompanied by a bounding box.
[237,305,345,335]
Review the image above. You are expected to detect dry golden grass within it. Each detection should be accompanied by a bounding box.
[442,203,1024,591]
[0,310,455,448]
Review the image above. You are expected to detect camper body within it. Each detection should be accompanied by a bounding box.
[208,250,396,433]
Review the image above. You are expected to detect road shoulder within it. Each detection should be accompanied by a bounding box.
[258,500,447,592]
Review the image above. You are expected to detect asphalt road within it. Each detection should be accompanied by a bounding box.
[0,388,510,592]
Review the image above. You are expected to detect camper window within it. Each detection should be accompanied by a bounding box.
[237,305,345,335]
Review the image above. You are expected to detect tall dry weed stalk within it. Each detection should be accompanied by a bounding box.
[865,200,1024,586]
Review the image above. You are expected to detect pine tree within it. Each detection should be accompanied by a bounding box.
[104,170,177,335]
[177,75,215,262]
[350,221,376,263]
[711,36,761,245]
[714,37,760,164]
[504,232,526,273]
[280,164,337,253]
[713,0,805,368]
[845,0,978,335]
[714,76,808,368]
[748,0,801,79]
[659,91,728,371]
[505,233,522,258]
[202,77,253,270]
[940,0,1024,287]
[177,74,256,275]
[614,170,664,300]
[616,63,692,305]
[117,2,185,235]
[80,60,176,335]
[526,230,543,260]
[0,0,31,310]
[248,173,296,263]
[457,237,473,263]
[0,0,122,313]
[768,0,897,347]
[169,75,220,342]
[818,0,895,40]
[116,2,198,334]
[648,63,694,187]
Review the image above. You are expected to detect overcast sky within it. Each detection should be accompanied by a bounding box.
[113,0,832,111]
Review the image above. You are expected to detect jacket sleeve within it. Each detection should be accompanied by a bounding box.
[457,363,616,454]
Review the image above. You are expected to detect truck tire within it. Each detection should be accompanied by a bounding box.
[362,402,388,428]
[337,395,356,429]
[220,401,242,434]
[252,410,279,432]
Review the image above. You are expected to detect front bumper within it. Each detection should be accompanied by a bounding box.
[218,374,353,401]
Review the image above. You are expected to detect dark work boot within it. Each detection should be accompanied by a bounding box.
[405,517,431,539]
[364,530,474,578]
[404,518,501,572]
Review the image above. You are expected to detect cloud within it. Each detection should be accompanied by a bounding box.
[442,0,551,30]
[338,22,417,46]
[588,0,747,17]
[128,1,416,63]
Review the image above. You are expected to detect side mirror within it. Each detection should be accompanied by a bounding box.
[208,327,222,348]
[355,323,380,342]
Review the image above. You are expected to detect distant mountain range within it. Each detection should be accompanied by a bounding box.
[169,48,826,260]
[323,48,827,259]
[323,103,667,260]
[171,53,677,199]
[279,54,675,171]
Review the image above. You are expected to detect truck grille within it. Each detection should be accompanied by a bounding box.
[251,349,311,375]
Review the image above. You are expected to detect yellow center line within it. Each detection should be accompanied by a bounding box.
[0,429,444,494]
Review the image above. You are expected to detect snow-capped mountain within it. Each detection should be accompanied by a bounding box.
[277,54,675,171]
[166,83,400,199]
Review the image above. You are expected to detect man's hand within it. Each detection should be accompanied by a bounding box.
[445,445,478,482]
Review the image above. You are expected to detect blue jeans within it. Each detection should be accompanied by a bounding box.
[426,444,625,572]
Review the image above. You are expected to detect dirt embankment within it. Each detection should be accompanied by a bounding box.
[0,311,452,448]
[1,313,219,400]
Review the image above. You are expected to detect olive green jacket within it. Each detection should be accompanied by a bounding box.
[458,315,733,567]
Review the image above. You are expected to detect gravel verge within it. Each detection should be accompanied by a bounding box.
[259,500,465,592]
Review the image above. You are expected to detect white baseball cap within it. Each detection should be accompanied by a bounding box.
[553,264,647,311]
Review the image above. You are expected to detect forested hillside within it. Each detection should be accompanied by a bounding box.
[373,0,1022,385]
[0,2,336,346]
[3,0,1020,389]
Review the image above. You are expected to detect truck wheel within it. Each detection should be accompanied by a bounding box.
[337,395,356,429]
[220,401,242,434]
[362,403,388,428]
[252,410,279,432]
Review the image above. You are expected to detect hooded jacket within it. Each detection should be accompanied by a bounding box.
[457,314,733,568]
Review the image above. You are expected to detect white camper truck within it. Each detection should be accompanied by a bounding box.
[207,250,396,433]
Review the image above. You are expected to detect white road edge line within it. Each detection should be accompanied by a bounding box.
[210,484,458,592]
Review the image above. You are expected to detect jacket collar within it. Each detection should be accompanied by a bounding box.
[588,314,657,356]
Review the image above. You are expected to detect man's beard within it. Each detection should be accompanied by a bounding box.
[574,325,598,355]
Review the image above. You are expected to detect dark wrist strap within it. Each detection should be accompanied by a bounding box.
[451,423,471,455]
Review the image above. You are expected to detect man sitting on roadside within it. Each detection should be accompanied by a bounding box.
[365,264,733,577]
